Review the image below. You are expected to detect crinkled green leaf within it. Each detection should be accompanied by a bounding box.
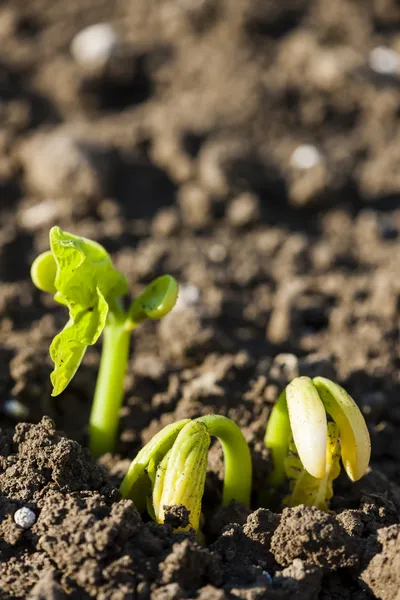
[48,226,128,396]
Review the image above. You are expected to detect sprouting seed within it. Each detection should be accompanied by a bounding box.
[31,226,179,457]
[120,415,252,534]
[264,376,371,510]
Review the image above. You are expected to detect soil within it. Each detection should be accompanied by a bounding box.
[0,0,400,598]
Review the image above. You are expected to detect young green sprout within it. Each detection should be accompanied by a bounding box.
[31,226,178,457]
[264,376,371,510]
[120,415,252,533]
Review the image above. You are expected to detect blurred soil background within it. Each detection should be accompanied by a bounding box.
[0,0,399,597]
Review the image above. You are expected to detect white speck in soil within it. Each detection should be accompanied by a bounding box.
[290,145,321,170]
[70,23,119,69]
[14,507,36,529]
[369,47,399,75]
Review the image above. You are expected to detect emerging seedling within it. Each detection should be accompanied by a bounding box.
[31,226,178,457]
[264,376,371,510]
[120,415,252,533]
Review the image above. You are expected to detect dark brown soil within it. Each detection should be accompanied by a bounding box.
[0,0,399,598]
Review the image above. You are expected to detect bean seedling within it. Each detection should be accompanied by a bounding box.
[31,226,178,457]
[120,415,252,533]
[264,376,371,510]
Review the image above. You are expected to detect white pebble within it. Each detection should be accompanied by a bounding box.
[369,47,399,75]
[290,145,321,170]
[70,23,119,69]
[14,507,36,529]
[173,284,200,312]
[3,398,29,419]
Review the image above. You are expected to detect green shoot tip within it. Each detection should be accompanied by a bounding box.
[30,250,57,294]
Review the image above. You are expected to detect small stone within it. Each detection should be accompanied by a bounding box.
[70,23,120,70]
[14,507,36,529]
[269,354,299,384]
[290,145,321,170]
[369,47,399,75]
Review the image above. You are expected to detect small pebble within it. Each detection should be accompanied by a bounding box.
[14,507,36,529]
[369,46,399,75]
[70,23,119,69]
[290,145,321,170]
[269,354,299,383]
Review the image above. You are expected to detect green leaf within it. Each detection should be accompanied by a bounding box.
[128,275,178,329]
[48,226,128,396]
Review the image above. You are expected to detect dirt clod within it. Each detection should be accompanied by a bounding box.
[163,505,190,530]
[271,505,360,571]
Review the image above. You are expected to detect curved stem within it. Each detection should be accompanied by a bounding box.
[196,415,252,507]
[89,315,130,457]
[264,391,291,487]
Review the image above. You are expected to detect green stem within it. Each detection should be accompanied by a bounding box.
[89,314,130,457]
[196,415,252,507]
[119,419,190,510]
[264,391,291,487]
